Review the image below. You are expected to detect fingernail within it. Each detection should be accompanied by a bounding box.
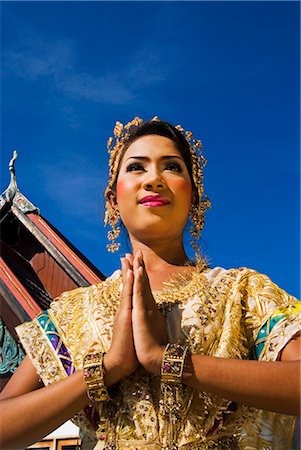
[125,253,131,258]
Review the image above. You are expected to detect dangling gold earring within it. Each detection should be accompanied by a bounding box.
[104,201,121,253]
[189,203,203,255]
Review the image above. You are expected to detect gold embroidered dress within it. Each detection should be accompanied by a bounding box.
[16,266,301,450]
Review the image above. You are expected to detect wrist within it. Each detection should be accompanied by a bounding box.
[103,352,134,386]
[143,346,165,375]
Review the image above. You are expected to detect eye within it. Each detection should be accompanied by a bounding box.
[126,162,145,172]
[165,161,183,172]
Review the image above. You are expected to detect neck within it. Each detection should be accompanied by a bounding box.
[129,235,189,273]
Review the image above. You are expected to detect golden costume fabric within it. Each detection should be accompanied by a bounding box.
[16,266,301,450]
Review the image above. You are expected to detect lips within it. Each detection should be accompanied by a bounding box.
[139,195,170,207]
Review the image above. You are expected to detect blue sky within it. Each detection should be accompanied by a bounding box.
[1,1,300,297]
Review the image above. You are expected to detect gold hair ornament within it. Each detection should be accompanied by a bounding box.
[104,116,211,253]
[174,125,211,254]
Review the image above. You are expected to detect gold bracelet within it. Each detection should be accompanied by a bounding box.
[83,351,110,403]
[160,343,190,447]
[161,343,189,385]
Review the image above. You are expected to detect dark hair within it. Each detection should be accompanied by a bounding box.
[113,119,198,202]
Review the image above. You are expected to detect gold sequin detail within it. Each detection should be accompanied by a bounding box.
[16,267,300,449]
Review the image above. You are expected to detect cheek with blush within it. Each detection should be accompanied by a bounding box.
[173,178,193,205]
[116,178,135,201]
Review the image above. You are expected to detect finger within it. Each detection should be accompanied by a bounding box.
[120,268,134,311]
[133,265,144,308]
[133,251,142,276]
[137,255,155,307]
[133,254,153,306]
[122,256,132,272]
[139,256,149,289]
[121,257,133,307]
[125,253,134,267]
[121,257,132,285]
[121,257,126,284]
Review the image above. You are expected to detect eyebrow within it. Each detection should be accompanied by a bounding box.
[125,155,184,163]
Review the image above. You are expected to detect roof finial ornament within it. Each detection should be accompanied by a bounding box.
[6,150,18,202]
[2,150,18,204]
[0,151,39,214]
[9,150,18,175]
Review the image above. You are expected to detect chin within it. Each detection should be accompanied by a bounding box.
[123,211,187,240]
[132,222,185,244]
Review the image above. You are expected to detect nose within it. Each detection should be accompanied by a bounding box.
[142,168,164,190]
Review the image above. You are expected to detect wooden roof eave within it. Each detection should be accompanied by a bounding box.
[11,205,95,287]
[0,257,42,321]
[28,213,104,285]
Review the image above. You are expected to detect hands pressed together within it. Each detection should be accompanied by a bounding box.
[104,252,168,386]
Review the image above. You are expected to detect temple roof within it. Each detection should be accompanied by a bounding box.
[0,152,105,387]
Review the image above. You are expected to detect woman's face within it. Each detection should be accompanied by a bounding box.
[114,134,193,244]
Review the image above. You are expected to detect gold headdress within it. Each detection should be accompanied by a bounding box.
[104,116,211,253]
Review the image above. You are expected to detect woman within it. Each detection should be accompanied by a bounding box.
[0,117,300,450]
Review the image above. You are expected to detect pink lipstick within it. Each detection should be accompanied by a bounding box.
[139,195,170,207]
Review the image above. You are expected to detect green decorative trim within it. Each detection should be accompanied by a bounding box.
[254,303,301,359]
[0,318,25,375]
